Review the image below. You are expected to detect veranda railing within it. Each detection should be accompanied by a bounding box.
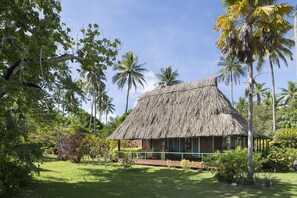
[118,151,214,162]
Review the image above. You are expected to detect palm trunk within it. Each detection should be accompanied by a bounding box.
[247,23,254,185]
[125,74,131,113]
[89,91,94,131]
[93,91,97,134]
[294,8,297,77]
[269,58,276,131]
[231,75,234,107]
[247,61,254,184]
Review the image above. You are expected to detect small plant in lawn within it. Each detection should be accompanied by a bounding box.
[166,159,172,168]
[181,159,191,170]
[121,152,135,169]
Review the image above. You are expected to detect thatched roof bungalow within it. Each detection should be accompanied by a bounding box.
[110,77,260,159]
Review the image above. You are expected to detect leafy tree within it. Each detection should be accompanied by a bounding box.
[112,51,147,113]
[155,66,183,88]
[217,57,246,106]
[0,1,120,194]
[215,0,293,183]
[279,81,297,105]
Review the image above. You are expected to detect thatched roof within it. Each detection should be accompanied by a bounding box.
[109,77,248,140]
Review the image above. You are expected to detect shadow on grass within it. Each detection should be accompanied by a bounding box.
[41,155,60,162]
[20,166,297,198]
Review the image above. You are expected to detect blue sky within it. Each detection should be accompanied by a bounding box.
[60,0,297,120]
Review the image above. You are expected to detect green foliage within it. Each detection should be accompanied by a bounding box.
[274,128,297,148]
[266,146,297,171]
[180,159,191,170]
[207,147,263,184]
[0,108,42,196]
[277,105,297,129]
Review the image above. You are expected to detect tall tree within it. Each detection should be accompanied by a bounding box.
[112,51,147,113]
[217,57,246,106]
[101,95,115,123]
[258,38,294,130]
[215,0,293,183]
[81,67,106,133]
[279,81,297,105]
[0,1,120,194]
[155,66,183,87]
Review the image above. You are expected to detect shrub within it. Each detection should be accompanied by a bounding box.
[180,159,191,170]
[121,152,135,169]
[274,128,297,148]
[266,146,297,172]
[206,147,263,184]
[57,131,85,163]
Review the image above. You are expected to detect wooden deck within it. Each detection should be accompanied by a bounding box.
[118,158,208,170]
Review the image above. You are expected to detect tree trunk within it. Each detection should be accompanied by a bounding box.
[247,23,254,185]
[125,74,131,113]
[89,90,94,131]
[231,75,234,107]
[93,90,97,134]
[269,58,276,131]
[247,61,254,184]
[294,5,297,78]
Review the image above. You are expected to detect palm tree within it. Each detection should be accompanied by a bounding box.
[81,67,106,133]
[279,81,297,105]
[257,38,294,131]
[253,82,269,105]
[155,66,183,87]
[217,56,246,106]
[112,51,147,113]
[215,0,293,183]
[101,96,115,123]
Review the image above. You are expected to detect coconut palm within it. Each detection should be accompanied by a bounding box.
[279,81,297,105]
[215,0,293,183]
[217,56,246,106]
[81,67,106,133]
[253,83,269,105]
[101,96,115,123]
[258,37,294,130]
[155,66,183,87]
[112,51,147,113]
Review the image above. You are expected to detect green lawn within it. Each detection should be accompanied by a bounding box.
[19,156,297,198]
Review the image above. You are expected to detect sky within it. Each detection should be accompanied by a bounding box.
[60,0,297,121]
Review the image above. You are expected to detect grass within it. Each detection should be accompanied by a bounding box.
[18,156,297,198]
